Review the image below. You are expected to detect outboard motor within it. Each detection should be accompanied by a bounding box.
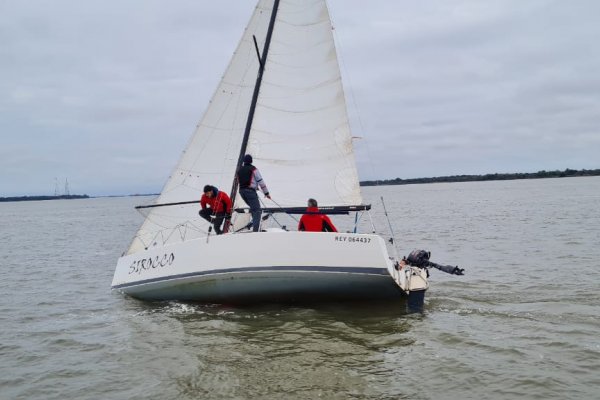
[405,249,464,275]
[406,250,431,268]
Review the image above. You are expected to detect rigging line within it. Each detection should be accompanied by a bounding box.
[328,2,377,182]
[380,196,400,260]
[265,197,300,222]
[131,235,151,252]
[229,0,281,208]
[258,197,284,229]
[380,196,395,238]
[367,209,376,234]
[135,218,176,233]
[151,221,207,246]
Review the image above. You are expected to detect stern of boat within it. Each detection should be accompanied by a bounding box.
[388,257,430,310]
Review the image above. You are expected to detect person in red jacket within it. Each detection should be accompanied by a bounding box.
[298,198,338,232]
[199,185,232,235]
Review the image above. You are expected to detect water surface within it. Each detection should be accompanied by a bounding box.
[1,177,599,399]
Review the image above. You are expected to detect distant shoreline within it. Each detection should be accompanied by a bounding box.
[0,194,90,203]
[3,169,597,201]
[0,193,160,203]
[93,194,159,198]
[360,168,600,186]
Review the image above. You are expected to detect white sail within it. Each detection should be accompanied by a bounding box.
[127,0,362,254]
[246,0,362,208]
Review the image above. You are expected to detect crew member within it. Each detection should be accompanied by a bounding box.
[236,154,270,232]
[199,185,232,235]
[298,198,337,232]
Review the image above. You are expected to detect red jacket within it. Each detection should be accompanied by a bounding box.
[298,207,338,232]
[200,190,232,214]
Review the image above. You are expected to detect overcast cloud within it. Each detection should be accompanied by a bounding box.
[1,0,599,196]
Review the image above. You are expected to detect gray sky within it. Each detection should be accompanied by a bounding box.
[1,0,599,196]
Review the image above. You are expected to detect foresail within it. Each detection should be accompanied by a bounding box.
[127,1,273,254]
[243,0,362,209]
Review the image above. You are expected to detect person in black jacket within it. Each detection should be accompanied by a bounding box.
[236,154,270,232]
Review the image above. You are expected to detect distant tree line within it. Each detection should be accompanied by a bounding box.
[360,168,600,186]
[0,194,90,202]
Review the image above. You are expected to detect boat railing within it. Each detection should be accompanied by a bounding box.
[128,204,377,252]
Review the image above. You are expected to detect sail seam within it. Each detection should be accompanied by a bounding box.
[257,100,343,114]
[261,76,341,91]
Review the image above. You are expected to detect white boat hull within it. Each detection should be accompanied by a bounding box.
[112,231,425,303]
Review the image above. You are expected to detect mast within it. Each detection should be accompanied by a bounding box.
[229,0,281,206]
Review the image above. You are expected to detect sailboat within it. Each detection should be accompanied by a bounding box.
[111,0,432,304]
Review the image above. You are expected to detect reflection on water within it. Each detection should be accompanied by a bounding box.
[127,300,418,399]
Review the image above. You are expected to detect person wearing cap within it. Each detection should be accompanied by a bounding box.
[236,154,271,232]
[298,198,338,232]
[199,185,232,235]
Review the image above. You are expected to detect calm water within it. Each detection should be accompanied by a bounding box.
[1,178,599,399]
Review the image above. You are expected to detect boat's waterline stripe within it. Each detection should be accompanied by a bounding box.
[112,266,390,290]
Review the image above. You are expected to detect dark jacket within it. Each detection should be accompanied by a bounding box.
[237,163,269,195]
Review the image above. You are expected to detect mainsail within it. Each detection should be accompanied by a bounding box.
[127,0,361,254]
